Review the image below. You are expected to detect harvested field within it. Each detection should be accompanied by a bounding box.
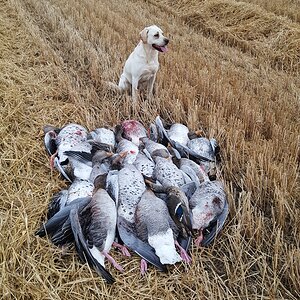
[0,0,299,299]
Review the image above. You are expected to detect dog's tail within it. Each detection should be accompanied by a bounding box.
[103,81,122,93]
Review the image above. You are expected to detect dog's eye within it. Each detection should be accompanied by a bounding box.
[154,33,159,38]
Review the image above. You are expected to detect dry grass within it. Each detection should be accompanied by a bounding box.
[151,0,300,73]
[239,0,300,23]
[0,0,299,299]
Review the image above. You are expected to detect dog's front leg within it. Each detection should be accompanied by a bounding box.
[147,74,156,99]
[131,78,139,103]
[118,74,130,92]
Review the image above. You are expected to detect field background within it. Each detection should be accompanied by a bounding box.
[0,0,299,299]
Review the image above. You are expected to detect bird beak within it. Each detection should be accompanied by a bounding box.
[119,151,128,158]
[107,151,114,157]
[111,151,127,167]
[194,129,204,137]
[182,213,193,237]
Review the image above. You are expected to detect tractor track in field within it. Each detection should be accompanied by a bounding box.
[11,0,104,96]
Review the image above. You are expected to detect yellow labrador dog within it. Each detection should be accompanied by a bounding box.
[117,25,169,103]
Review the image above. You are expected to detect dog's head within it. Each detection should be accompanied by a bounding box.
[140,25,169,52]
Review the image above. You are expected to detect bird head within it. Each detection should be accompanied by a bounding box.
[93,173,108,191]
[151,148,171,160]
[166,187,193,237]
[92,150,114,166]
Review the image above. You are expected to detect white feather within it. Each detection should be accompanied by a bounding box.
[90,246,105,267]
[148,228,182,265]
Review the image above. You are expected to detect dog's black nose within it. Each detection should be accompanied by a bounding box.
[164,38,169,45]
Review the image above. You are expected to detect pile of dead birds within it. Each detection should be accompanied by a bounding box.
[36,116,229,284]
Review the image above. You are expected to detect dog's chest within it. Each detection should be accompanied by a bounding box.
[139,62,159,81]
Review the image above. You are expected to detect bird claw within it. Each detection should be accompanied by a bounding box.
[195,231,203,247]
[140,259,148,275]
[175,241,192,264]
[181,252,192,264]
[103,251,124,273]
[113,242,131,257]
[121,247,131,257]
[49,152,57,170]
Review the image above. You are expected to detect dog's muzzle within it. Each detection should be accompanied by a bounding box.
[152,38,169,52]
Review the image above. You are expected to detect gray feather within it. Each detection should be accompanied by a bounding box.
[69,208,115,284]
[117,217,166,272]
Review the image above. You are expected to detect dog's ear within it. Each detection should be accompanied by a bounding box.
[140,28,149,43]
